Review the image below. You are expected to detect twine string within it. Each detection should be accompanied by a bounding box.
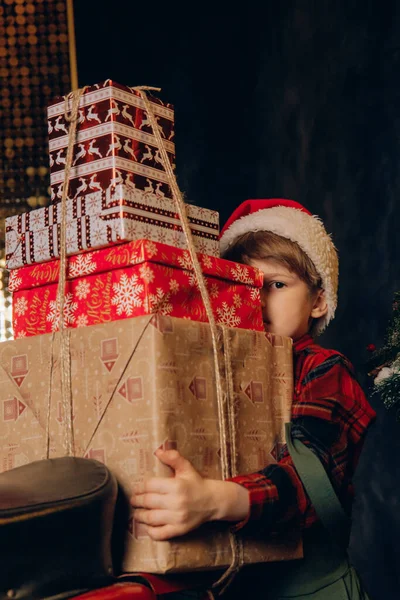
[212,328,244,594]
[45,333,56,459]
[56,87,86,456]
[133,86,242,592]
[133,86,231,478]
[223,328,238,477]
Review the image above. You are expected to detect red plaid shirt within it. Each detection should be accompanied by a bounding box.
[229,333,376,533]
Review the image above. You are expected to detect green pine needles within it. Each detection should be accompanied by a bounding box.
[369,292,400,419]
[373,366,400,410]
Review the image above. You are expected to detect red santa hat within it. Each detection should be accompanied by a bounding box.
[220,199,338,334]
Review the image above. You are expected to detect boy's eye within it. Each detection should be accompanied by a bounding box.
[269,281,286,289]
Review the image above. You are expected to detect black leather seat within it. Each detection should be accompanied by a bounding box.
[0,457,118,600]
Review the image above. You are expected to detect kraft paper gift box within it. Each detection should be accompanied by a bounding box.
[47,80,175,201]
[5,184,220,269]
[9,239,264,337]
[0,315,301,572]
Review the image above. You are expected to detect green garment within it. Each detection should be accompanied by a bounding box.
[168,423,371,600]
[262,423,370,600]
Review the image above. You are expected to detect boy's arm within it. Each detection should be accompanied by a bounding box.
[132,352,375,539]
[227,352,376,534]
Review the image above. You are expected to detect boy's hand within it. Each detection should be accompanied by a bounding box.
[131,449,249,541]
[131,448,215,540]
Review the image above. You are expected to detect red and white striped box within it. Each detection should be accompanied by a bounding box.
[5,185,220,269]
[47,80,175,201]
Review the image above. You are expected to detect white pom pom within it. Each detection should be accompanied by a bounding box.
[374,367,394,385]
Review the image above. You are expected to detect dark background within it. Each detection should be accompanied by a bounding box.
[74,2,400,597]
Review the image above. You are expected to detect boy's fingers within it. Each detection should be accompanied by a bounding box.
[146,523,186,541]
[133,476,175,496]
[134,508,175,527]
[131,492,170,510]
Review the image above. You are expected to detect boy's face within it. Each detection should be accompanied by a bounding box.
[249,258,328,340]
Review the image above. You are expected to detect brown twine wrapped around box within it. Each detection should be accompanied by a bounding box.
[133,86,243,592]
[55,86,88,456]
[53,84,243,594]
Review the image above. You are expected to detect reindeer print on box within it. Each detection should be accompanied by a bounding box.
[47,80,175,201]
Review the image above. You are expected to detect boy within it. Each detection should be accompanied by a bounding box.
[131,199,375,596]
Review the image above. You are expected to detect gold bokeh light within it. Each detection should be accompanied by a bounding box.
[0,0,74,340]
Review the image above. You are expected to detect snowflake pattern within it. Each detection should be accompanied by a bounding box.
[86,193,103,215]
[46,293,78,332]
[122,220,138,241]
[169,279,179,294]
[170,232,182,248]
[8,272,22,292]
[216,303,241,327]
[209,283,219,299]
[76,314,89,327]
[231,263,254,285]
[156,229,168,245]
[196,206,213,219]
[34,236,50,262]
[69,253,97,277]
[91,221,107,246]
[230,264,255,285]
[144,288,173,315]
[144,240,158,258]
[141,225,154,240]
[196,239,211,254]
[65,226,77,251]
[30,211,44,230]
[250,287,261,302]
[177,250,192,271]
[111,273,144,315]
[139,264,155,283]
[201,255,213,269]
[177,251,197,286]
[75,279,91,300]
[14,296,28,316]
[233,293,242,308]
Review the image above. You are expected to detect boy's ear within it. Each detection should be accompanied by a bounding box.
[310,289,328,319]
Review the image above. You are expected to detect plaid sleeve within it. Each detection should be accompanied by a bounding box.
[227,350,376,534]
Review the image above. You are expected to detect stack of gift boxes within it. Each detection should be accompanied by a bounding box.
[1,80,301,573]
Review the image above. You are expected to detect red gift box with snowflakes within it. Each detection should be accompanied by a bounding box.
[5,185,219,270]
[10,239,264,338]
[47,80,175,201]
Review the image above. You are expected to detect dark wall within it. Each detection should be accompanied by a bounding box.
[74,2,400,597]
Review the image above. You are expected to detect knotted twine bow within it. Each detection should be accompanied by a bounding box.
[54,84,243,593]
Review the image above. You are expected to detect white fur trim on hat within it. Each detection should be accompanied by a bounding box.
[220,206,338,335]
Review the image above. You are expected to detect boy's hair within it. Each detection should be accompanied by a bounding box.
[223,230,323,293]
